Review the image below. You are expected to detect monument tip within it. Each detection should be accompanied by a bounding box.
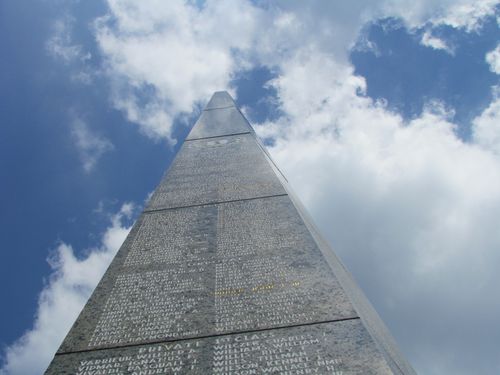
[205,91,235,110]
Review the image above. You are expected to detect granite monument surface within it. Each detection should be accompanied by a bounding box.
[44,91,416,374]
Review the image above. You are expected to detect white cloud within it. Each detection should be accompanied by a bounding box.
[486,43,500,73]
[473,88,500,155]
[70,116,114,172]
[420,30,454,54]
[0,204,134,375]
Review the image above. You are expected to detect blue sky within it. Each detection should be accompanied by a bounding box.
[1,1,500,374]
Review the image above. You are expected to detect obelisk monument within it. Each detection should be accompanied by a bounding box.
[44,91,415,374]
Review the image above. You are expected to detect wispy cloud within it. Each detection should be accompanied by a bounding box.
[0,204,134,375]
[46,15,94,84]
[46,16,91,64]
[420,31,455,54]
[70,116,114,173]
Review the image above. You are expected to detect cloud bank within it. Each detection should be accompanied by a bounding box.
[89,0,500,143]
[259,52,500,374]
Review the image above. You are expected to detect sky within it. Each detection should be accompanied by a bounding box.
[1,0,500,374]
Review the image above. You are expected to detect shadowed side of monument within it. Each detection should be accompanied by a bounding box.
[44,91,415,374]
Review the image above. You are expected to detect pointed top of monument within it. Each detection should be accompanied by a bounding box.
[187,91,252,140]
[204,91,236,110]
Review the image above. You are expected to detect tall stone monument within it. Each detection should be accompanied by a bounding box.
[45,92,415,374]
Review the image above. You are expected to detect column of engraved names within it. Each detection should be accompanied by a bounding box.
[124,208,214,267]
[88,207,216,348]
[88,263,208,347]
[214,198,331,333]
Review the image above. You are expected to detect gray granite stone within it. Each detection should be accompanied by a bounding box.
[204,91,235,110]
[187,106,251,140]
[46,319,394,374]
[57,196,357,353]
[146,134,286,211]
